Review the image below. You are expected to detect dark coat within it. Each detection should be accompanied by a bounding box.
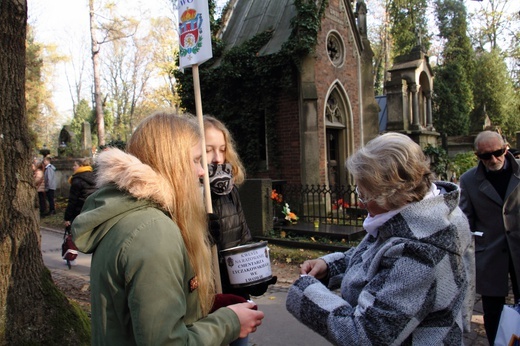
[211,187,253,298]
[459,153,520,296]
[64,170,97,223]
[212,187,252,250]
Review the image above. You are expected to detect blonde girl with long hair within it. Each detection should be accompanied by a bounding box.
[72,111,263,345]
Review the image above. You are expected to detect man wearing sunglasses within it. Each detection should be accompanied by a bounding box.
[459,130,520,345]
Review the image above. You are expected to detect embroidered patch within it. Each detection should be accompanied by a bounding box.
[189,276,199,292]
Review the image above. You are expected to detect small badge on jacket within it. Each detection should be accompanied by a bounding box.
[189,276,199,292]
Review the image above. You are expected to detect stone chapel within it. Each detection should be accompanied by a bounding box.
[217,0,380,187]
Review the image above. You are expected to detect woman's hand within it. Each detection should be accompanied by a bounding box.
[300,259,328,279]
[64,220,71,227]
[227,302,265,338]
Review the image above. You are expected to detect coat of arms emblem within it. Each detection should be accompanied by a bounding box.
[179,8,204,58]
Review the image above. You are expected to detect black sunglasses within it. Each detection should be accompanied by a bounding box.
[476,148,506,160]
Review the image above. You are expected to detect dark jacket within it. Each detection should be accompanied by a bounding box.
[459,153,520,296]
[212,187,252,250]
[64,169,97,222]
[212,187,253,298]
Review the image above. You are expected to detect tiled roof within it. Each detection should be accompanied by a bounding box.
[218,0,295,56]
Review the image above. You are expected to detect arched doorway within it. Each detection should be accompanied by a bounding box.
[326,129,340,186]
[324,85,350,187]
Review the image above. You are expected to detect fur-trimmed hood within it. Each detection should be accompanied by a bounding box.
[71,148,176,253]
[95,148,175,210]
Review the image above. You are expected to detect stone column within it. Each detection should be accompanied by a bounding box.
[425,90,434,131]
[409,83,421,130]
[300,55,320,186]
[384,80,406,131]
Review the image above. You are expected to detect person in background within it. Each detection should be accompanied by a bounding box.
[64,158,97,229]
[204,115,276,346]
[459,130,520,345]
[71,112,264,345]
[62,158,96,266]
[286,132,472,345]
[43,155,56,216]
[508,147,520,159]
[32,159,46,216]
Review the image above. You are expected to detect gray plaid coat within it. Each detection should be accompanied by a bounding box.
[286,182,472,345]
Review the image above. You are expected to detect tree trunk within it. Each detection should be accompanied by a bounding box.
[90,0,105,146]
[0,0,90,343]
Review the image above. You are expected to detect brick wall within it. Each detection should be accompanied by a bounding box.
[315,0,362,146]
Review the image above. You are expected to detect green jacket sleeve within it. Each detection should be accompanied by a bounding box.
[122,214,241,345]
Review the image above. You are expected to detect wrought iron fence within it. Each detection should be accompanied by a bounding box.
[270,183,367,227]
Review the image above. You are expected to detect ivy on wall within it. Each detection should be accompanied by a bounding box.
[424,144,450,180]
[175,0,329,174]
[423,144,477,180]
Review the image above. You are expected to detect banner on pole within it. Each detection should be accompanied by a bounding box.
[178,0,213,68]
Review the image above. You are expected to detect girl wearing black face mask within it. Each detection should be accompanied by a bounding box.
[203,116,277,300]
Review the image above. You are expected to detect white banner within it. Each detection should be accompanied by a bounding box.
[178,0,213,68]
[495,305,520,346]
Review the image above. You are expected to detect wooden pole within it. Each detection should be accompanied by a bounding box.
[192,64,222,294]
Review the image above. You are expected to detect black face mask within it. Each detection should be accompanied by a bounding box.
[207,163,234,195]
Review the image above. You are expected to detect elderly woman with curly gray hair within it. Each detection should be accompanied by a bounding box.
[286,132,473,345]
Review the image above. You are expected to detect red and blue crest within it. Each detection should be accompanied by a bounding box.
[179,8,204,56]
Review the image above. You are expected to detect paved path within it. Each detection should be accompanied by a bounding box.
[41,228,490,345]
[41,227,91,277]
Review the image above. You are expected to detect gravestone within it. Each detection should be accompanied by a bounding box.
[81,122,92,157]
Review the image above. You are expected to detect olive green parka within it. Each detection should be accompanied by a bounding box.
[72,148,240,345]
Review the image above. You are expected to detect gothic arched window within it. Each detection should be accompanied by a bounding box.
[326,90,346,128]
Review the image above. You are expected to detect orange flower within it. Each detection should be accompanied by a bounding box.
[339,199,350,208]
[334,199,350,209]
[271,189,283,203]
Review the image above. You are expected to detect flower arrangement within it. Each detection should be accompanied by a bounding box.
[282,203,299,223]
[271,189,299,224]
[332,198,350,210]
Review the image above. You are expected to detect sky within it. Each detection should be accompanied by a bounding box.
[28,0,175,118]
[29,0,90,118]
